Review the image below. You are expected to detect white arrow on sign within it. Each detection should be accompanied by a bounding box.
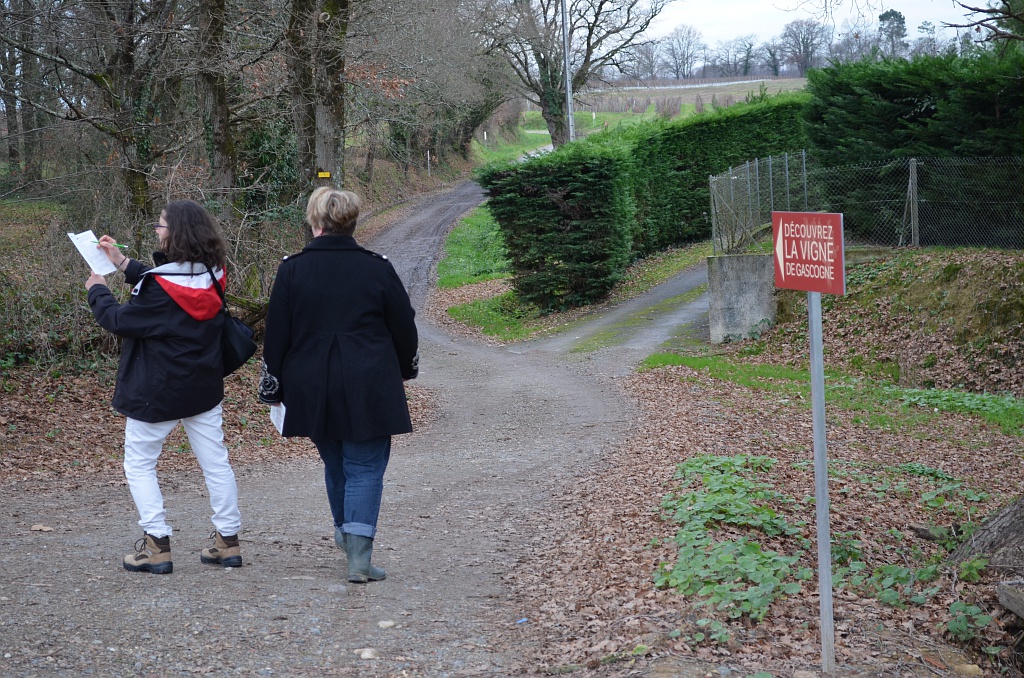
[775,223,785,281]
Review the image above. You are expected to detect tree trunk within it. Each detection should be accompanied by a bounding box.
[124,163,151,252]
[314,0,349,188]
[364,136,375,188]
[286,0,317,192]
[1,93,20,170]
[949,495,1024,569]
[198,0,236,211]
[16,0,40,183]
[0,26,20,170]
[540,93,568,148]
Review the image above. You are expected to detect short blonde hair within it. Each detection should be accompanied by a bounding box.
[306,187,361,236]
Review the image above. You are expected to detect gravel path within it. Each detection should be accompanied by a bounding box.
[0,180,710,677]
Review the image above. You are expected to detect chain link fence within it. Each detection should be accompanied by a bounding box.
[710,154,1024,254]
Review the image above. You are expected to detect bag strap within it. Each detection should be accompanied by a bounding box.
[207,267,228,312]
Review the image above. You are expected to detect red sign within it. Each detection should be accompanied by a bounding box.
[773,211,845,295]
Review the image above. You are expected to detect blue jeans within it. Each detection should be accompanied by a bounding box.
[311,436,391,539]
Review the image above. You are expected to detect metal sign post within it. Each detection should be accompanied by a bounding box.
[773,211,845,675]
[560,0,575,142]
[809,290,835,675]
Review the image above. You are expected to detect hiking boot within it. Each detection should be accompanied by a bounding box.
[345,534,386,583]
[200,531,242,568]
[123,533,173,574]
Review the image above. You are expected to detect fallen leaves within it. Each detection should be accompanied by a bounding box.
[498,362,1023,675]
[0,355,440,483]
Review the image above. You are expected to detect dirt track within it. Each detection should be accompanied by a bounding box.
[0,180,714,676]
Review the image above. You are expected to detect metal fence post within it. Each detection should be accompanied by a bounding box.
[755,158,762,232]
[802,149,809,211]
[768,156,775,213]
[710,175,719,254]
[784,153,791,210]
[910,158,920,247]
[746,162,753,241]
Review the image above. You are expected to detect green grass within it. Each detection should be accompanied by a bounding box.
[520,109,661,133]
[891,387,1024,437]
[446,291,547,342]
[638,353,1024,437]
[436,206,511,289]
[611,242,713,301]
[470,133,551,166]
[570,286,707,354]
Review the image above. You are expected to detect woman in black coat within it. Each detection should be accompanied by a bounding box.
[259,187,418,583]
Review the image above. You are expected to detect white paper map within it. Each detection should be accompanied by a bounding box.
[67,230,117,275]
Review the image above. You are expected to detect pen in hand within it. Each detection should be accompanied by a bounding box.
[93,241,128,249]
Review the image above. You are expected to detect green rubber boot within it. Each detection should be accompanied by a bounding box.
[345,535,386,583]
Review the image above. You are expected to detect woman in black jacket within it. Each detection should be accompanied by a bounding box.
[259,187,418,583]
[86,200,242,574]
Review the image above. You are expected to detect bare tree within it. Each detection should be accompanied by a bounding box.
[781,18,831,75]
[712,34,758,76]
[0,0,46,184]
[949,0,1024,41]
[619,40,662,80]
[829,19,879,63]
[662,24,704,79]
[347,0,508,172]
[197,0,236,205]
[283,0,351,190]
[477,0,668,147]
[805,0,1022,44]
[0,0,187,221]
[0,1,24,172]
[759,37,785,76]
[910,21,943,57]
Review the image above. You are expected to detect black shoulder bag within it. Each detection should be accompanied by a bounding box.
[210,269,257,377]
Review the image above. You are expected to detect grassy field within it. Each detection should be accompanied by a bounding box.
[582,78,808,106]
[470,133,552,165]
[519,109,660,132]
[513,78,808,137]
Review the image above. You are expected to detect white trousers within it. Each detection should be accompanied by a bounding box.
[123,403,241,538]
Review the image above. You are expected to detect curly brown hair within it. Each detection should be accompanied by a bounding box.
[161,200,227,269]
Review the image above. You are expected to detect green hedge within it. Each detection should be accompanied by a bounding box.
[804,51,1024,164]
[478,142,635,310]
[478,94,808,310]
[803,51,1024,245]
[625,93,809,255]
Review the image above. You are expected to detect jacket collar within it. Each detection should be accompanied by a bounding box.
[303,235,363,252]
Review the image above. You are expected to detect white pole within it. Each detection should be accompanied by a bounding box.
[809,290,836,675]
[560,0,575,142]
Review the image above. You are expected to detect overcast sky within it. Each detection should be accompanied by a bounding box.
[651,0,973,45]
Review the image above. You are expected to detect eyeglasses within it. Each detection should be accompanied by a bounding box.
[150,223,166,230]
